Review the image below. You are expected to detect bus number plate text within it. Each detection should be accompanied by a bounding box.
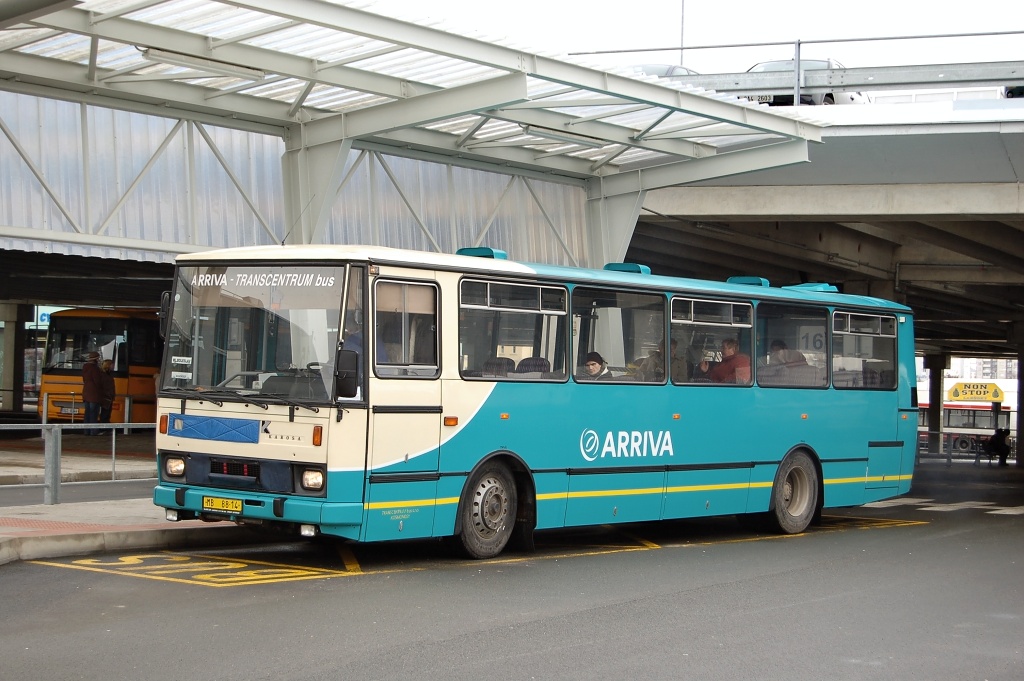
[202,496,242,514]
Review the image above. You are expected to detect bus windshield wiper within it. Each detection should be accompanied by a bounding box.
[192,389,270,410]
[161,387,224,407]
[255,393,322,413]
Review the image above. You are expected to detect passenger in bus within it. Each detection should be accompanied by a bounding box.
[638,338,690,382]
[81,351,103,435]
[769,340,806,368]
[698,338,751,384]
[761,340,809,380]
[342,310,388,381]
[578,352,612,381]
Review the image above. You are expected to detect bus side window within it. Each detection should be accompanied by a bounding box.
[458,280,567,382]
[374,280,440,378]
[832,312,898,391]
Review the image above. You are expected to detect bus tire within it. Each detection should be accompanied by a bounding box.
[769,451,819,534]
[457,462,517,559]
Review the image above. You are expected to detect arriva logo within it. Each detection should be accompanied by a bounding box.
[579,428,674,462]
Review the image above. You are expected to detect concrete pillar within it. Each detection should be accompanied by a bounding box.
[281,130,354,245]
[584,183,645,268]
[0,304,32,412]
[923,353,949,454]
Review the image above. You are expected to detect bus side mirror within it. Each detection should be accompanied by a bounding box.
[159,291,171,340]
[334,348,359,398]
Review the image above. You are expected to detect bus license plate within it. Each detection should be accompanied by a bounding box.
[202,496,242,514]
[59,407,80,414]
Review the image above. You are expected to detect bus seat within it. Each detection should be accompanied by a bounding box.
[515,357,550,378]
[833,370,861,387]
[482,357,515,377]
[789,364,825,386]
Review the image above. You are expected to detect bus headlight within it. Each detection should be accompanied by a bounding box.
[164,457,185,477]
[301,469,324,491]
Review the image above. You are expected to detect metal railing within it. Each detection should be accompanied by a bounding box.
[0,421,155,504]
[918,430,1017,467]
[40,391,136,427]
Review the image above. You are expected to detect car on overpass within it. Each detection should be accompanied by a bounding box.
[631,64,700,79]
[746,58,869,105]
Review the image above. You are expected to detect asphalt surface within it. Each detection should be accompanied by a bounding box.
[0,456,1021,681]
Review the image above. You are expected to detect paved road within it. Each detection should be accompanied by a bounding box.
[1,463,1021,681]
[0,478,155,507]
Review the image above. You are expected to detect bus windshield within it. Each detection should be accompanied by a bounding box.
[162,264,351,399]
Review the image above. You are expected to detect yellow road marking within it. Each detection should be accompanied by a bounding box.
[28,515,922,585]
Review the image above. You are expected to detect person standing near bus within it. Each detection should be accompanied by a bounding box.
[81,351,104,435]
[699,338,751,384]
[984,428,1012,467]
[99,358,116,425]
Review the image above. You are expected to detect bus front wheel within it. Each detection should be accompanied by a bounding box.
[457,463,518,559]
[769,451,819,534]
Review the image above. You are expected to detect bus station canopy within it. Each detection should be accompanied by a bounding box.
[0,0,822,188]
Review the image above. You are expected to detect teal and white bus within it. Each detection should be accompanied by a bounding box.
[154,245,917,558]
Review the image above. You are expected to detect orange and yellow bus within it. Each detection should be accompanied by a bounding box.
[39,308,163,424]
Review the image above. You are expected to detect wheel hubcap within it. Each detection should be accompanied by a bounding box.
[784,468,810,516]
[472,476,508,537]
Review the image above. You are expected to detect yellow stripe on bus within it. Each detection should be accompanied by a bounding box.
[365,496,460,510]
[367,474,912,510]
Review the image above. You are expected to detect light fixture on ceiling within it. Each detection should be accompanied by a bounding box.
[140,48,265,80]
[521,125,606,149]
[826,252,860,268]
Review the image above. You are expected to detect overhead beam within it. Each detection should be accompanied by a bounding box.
[594,139,811,198]
[30,7,438,101]
[0,0,78,29]
[300,73,532,148]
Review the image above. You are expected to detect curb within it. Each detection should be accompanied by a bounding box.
[0,525,259,567]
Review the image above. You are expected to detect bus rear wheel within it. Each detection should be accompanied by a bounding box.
[457,463,517,559]
[770,451,819,534]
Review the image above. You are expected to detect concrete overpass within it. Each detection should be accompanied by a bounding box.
[632,102,1024,359]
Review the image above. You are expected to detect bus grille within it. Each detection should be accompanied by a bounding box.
[212,460,260,478]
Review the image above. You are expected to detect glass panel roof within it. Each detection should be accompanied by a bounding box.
[0,0,823,180]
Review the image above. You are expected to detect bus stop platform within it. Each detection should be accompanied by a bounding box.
[0,429,254,566]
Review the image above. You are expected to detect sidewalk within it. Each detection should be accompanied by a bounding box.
[0,430,254,566]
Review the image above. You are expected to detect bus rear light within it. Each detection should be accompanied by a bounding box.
[164,456,185,477]
[159,414,168,434]
[301,469,324,490]
[312,425,322,446]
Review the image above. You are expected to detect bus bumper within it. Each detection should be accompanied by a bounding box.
[154,484,363,539]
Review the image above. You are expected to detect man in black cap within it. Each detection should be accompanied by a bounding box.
[579,351,612,380]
